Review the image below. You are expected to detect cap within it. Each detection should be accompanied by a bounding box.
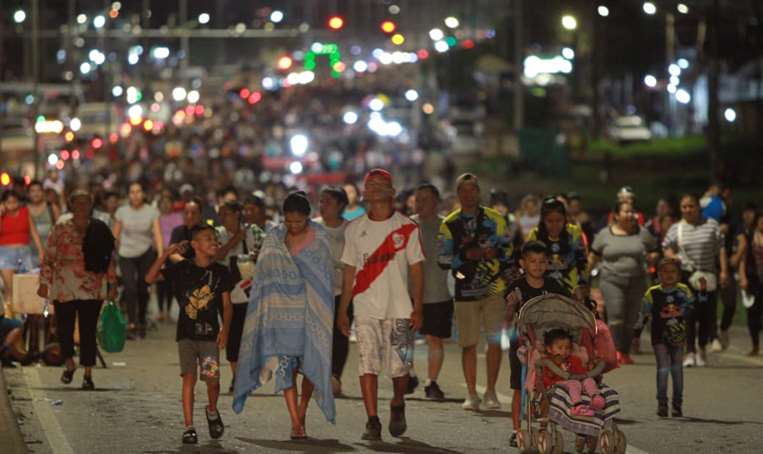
[363,168,393,187]
[456,173,479,190]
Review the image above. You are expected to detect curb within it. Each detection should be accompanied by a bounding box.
[0,367,28,454]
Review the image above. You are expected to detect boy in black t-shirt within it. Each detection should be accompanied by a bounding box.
[503,241,569,447]
[146,225,233,445]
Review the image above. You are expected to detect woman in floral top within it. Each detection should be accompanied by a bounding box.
[38,189,117,390]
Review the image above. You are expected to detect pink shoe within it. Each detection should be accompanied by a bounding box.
[591,395,606,411]
[571,405,595,417]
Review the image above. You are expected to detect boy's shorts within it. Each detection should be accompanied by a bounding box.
[355,316,414,378]
[178,339,220,382]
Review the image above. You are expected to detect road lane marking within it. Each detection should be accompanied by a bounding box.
[461,384,651,454]
[23,368,75,454]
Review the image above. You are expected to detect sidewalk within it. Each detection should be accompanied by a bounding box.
[0,367,27,454]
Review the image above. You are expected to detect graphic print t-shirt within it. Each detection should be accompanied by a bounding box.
[163,260,233,341]
[341,212,425,319]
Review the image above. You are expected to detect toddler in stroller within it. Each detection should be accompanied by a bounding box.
[515,293,625,454]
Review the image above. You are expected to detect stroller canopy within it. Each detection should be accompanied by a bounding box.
[516,293,596,336]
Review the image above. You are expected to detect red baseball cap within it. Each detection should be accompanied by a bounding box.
[363,168,393,187]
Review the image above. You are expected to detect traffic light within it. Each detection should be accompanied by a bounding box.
[328,15,344,30]
[380,20,396,34]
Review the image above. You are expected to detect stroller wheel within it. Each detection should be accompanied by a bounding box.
[518,430,532,450]
[614,428,627,454]
[552,428,564,454]
[574,435,586,453]
[599,429,613,454]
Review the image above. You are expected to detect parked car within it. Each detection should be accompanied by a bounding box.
[607,115,652,144]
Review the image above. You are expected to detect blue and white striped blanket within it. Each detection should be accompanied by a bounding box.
[232,222,336,423]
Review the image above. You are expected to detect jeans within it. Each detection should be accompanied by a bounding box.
[54,300,103,367]
[332,296,353,378]
[686,290,717,352]
[654,343,683,406]
[118,249,156,327]
[599,274,647,354]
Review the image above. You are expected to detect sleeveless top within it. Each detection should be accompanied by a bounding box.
[30,204,54,246]
[0,206,31,246]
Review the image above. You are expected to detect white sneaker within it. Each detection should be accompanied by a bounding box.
[710,339,723,353]
[683,353,695,367]
[462,394,481,411]
[483,390,501,410]
[696,350,707,367]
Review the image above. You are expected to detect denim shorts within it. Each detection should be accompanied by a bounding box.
[0,315,23,339]
[0,246,34,271]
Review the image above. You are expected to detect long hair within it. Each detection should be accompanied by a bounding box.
[537,197,570,245]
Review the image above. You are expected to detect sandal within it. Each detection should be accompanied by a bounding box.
[206,409,225,439]
[290,425,307,440]
[60,367,76,384]
[182,427,198,444]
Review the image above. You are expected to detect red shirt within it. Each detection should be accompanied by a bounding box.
[542,355,587,388]
[0,206,31,246]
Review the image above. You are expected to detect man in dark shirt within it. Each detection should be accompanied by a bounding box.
[504,241,569,447]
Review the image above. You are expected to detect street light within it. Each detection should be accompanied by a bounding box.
[724,108,736,122]
[429,28,444,41]
[668,64,681,76]
[677,3,689,14]
[444,17,460,29]
[644,75,657,88]
[597,6,609,17]
[561,15,577,31]
[677,58,689,69]
[270,10,284,24]
[198,13,210,24]
[13,10,26,24]
[675,89,691,104]
[93,15,106,29]
[643,2,657,15]
[562,47,575,60]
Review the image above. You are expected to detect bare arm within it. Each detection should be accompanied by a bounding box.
[409,261,424,331]
[145,243,183,284]
[28,212,44,259]
[337,264,356,336]
[218,292,233,349]
[112,220,122,251]
[152,218,164,256]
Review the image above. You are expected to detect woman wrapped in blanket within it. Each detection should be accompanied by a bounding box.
[232,192,335,439]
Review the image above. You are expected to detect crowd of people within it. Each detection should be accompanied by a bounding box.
[0,166,761,447]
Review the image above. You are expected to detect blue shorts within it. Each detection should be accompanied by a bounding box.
[0,246,34,271]
[0,316,23,340]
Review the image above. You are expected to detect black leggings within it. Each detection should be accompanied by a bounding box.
[748,283,763,349]
[118,249,156,327]
[226,304,248,363]
[332,297,353,379]
[54,300,103,367]
[719,278,737,331]
[686,289,718,353]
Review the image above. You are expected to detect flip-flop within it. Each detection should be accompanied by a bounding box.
[60,367,76,384]
[206,409,224,439]
[290,426,307,440]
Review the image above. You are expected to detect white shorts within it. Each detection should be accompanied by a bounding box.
[355,317,414,378]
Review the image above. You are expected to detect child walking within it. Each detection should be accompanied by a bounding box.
[640,257,694,417]
[504,241,570,447]
[146,225,233,444]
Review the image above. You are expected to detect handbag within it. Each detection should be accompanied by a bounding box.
[677,221,718,292]
[97,301,127,353]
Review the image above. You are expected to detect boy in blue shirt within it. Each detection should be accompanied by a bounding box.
[640,258,694,418]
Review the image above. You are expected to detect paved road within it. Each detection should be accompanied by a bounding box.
[4,323,763,454]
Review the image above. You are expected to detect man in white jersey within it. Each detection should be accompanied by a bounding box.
[338,168,424,441]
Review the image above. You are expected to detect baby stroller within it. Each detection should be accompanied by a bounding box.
[515,294,626,454]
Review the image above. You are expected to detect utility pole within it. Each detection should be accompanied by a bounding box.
[512,0,524,131]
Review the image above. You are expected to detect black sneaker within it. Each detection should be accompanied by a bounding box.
[405,375,419,395]
[389,403,407,437]
[509,432,518,447]
[424,381,445,400]
[81,376,95,391]
[657,402,668,418]
[362,416,382,441]
[207,409,224,439]
[182,427,198,444]
[671,403,683,418]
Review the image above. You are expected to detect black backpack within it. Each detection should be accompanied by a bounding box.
[82,218,115,273]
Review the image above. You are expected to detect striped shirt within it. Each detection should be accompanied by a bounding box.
[662,219,724,273]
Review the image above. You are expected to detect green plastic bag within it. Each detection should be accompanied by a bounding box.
[97,301,126,353]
